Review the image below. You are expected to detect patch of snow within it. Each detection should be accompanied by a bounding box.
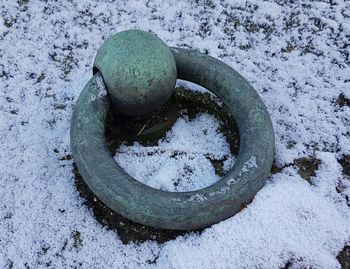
[89,74,107,102]
[114,114,235,192]
[95,74,107,99]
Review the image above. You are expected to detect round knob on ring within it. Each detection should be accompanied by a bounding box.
[93,29,177,116]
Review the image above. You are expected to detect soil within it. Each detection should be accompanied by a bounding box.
[337,245,350,269]
[339,155,350,177]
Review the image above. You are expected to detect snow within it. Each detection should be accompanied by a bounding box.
[114,113,235,192]
[0,0,349,268]
[94,74,107,99]
[158,171,349,269]
[241,156,257,173]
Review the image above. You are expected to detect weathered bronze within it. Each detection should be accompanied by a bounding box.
[71,46,275,230]
[93,30,177,116]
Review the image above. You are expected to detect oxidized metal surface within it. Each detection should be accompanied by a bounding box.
[93,30,177,116]
[71,48,275,230]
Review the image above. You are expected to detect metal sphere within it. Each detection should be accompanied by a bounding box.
[93,29,177,116]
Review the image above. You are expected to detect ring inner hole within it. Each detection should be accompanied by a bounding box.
[105,79,240,192]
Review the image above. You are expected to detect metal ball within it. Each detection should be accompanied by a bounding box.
[93,29,177,116]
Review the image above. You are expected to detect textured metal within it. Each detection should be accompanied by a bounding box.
[71,48,275,230]
[93,30,177,116]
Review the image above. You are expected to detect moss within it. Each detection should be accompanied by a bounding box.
[270,158,321,182]
[270,164,283,174]
[72,231,82,248]
[337,94,350,108]
[339,155,350,176]
[294,157,321,183]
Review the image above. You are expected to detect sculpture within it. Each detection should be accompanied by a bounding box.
[71,29,275,230]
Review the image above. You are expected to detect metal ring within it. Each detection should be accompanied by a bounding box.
[70,48,275,230]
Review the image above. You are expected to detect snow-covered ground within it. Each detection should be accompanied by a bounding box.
[1,0,350,268]
[114,113,236,192]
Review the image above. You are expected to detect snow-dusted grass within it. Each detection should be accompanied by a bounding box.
[0,0,349,268]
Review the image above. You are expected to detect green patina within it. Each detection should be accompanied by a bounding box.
[93,30,177,116]
[70,45,275,230]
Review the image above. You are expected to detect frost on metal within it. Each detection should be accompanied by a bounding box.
[90,74,107,101]
[186,193,207,202]
[207,156,258,197]
[239,156,258,176]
